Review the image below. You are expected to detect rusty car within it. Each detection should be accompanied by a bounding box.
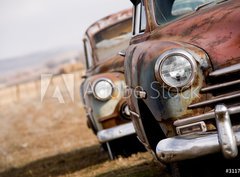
[124,0,240,176]
[80,9,144,159]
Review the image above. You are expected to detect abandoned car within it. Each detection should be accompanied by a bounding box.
[124,0,240,175]
[80,9,144,159]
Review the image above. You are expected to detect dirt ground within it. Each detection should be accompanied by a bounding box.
[0,73,170,177]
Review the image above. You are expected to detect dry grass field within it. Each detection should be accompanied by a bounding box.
[0,71,170,177]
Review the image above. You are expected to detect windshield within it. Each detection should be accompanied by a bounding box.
[94,18,132,62]
[154,0,217,25]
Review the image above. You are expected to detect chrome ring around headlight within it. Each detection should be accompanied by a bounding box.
[92,78,114,101]
[154,49,197,90]
[120,103,131,120]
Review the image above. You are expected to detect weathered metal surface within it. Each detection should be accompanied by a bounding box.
[86,9,132,43]
[145,0,240,70]
[84,9,132,69]
[80,9,133,137]
[97,122,136,143]
[156,128,240,163]
[125,40,209,124]
[209,63,240,77]
[176,121,207,135]
[174,105,240,127]
[98,99,129,129]
[156,105,240,163]
[189,91,240,109]
[82,72,127,130]
[130,0,240,69]
[201,79,240,92]
[215,104,238,159]
[125,0,240,160]
[87,55,125,76]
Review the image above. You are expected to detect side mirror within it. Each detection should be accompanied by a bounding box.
[118,50,126,57]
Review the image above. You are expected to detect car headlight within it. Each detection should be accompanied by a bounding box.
[155,49,197,89]
[93,79,113,101]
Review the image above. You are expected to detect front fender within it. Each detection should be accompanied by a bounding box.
[126,40,210,136]
[82,72,126,130]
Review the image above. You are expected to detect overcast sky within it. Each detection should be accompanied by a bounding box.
[0,0,132,60]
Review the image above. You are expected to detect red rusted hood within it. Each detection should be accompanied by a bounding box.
[155,0,240,70]
[87,55,124,76]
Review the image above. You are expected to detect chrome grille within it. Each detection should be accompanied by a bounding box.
[189,63,240,109]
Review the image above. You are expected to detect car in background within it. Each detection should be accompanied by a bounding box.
[80,9,145,159]
[124,0,240,176]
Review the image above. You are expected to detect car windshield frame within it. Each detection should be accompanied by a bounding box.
[132,0,146,36]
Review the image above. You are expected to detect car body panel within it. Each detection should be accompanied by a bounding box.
[80,9,133,136]
[125,0,240,159]
[81,72,127,130]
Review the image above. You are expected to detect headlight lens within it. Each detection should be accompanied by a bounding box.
[161,55,193,87]
[93,79,113,101]
[155,49,196,89]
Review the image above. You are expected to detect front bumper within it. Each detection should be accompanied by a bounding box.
[156,104,240,163]
[97,122,136,143]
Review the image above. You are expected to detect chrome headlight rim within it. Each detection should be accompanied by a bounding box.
[92,78,114,101]
[154,49,197,90]
[120,102,131,120]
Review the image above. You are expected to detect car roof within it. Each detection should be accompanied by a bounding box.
[85,8,132,40]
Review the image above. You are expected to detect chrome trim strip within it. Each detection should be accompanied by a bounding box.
[97,122,135,143]
[188,92,240,108]
[174,105,240,127]
[156,129,240,163]
[129,110,140,118]
[201,79,240,92]
[176,121,207,135]
[135,90,147,99]
[209,63,240,77]
[215,105,238,158]
[158,104,239,163]
[174,111,214,126]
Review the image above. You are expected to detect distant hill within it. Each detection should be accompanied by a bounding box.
[0,47,85,88]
